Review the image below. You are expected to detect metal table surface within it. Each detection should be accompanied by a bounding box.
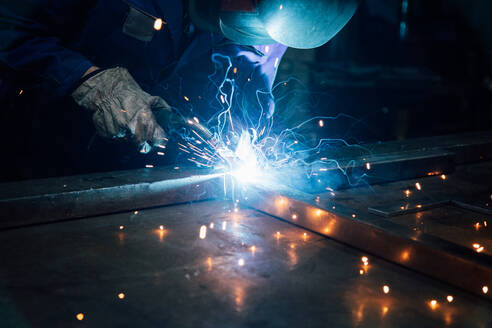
[0,200,491,327]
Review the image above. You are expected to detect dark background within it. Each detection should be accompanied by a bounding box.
[1,0,492,182]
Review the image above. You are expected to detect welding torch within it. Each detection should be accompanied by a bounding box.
[153,106,215,147]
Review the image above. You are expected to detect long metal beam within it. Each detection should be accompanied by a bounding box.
[242,182,492,299]
[0,167,224,229]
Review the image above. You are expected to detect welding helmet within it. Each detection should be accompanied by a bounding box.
[188,0,359,49]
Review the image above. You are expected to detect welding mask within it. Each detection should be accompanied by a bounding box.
[188,0,359,49]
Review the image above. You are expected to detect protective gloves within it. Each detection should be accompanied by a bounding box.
[72,67,169,153]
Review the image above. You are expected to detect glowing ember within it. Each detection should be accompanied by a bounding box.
[415,182,422,190]
[238,258,245,266]
[440,174,446,180]
[318,120,324,127]
[153,18,163,30]
[382,285,390,294]
[446,295,454,303]
[365,162,371,170]
[482,286,489,294]
[159,225,164,230]
[429,300,438,309]
[118,293,125,299]
[291,214,298,220]
[119,225,124,230]
[76,313,84,321]
[473,243,484,252]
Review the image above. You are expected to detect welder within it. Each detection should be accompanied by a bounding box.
[0,0,357,175]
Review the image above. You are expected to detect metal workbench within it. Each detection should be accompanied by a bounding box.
[0,131,491,327]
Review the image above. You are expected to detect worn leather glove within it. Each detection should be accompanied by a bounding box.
[72,67,170,153]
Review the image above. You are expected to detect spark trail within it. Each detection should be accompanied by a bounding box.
[166,51,373,197]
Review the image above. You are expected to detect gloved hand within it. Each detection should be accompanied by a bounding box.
[72,67,170,153]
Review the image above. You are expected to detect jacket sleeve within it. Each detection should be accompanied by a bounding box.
[0,1,95,98]
[234,42,287,118]
[209,43,287,121]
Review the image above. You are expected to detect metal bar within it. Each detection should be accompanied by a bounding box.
[279,149,455,192]
[0,167,224,229]
[242,183,492,299]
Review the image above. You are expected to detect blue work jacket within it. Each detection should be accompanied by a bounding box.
[0,0,286,120]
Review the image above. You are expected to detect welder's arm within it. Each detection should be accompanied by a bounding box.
[72,67,169,152]
[0,2,169,151]
[236,43,287,118]
[0,1,95,98]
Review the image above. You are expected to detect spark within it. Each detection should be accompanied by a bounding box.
[415,182,422,190]
[159,225,164,230]
[76,313,84,321]
[483,286,489,294]
[238,258,245,266]
[160,50,378,216]
[429,300,438,310]
[118,293,125,299]
[153,18,163,30]
[119,225,124,230]
[199,225,207,239]
[446,295,454,303]
[145,164,154,168]
[382,285,390,294]
[473,243,484,253]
